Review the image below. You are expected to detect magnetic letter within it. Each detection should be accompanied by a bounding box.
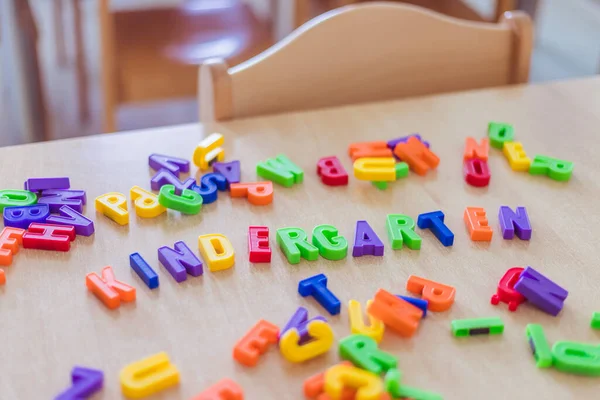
[352,221,384,257]
[198,234,235,272]
[386,214,421,250]
[120,352,180,398]
[158,241,203,281]
[276,227,318,264]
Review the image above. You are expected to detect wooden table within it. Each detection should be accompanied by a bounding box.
[1,77,599,399]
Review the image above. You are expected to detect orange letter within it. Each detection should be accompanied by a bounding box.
[0,227,25,266]
[317,392,391,400]
[367,289,422,337]
[304,361,353,398]
[463,207,493,241]
[463,137,489,161]
[233,319,279,367]
[393,137,439,176]
[348,141,392,162]
[191,378,243,400]
[230,182,273,206]
[86,266,136,309]
[406,275,455,312]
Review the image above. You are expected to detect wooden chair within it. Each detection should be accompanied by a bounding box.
[291,0,532,28]
[99,0,272,133]
[198,3,533,122]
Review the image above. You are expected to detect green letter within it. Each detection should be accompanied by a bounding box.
[529,155,574,182]
[256,155,304,187]
[339,334,397,374]
[552,341,600,376]
[0,190,37,212]
[276,227,318,264]
[526,324,553,368]
[488,122,514,149]
[158,185,202,214]
[311,225,347,261]
[386,214,421,250]
[384,368,402,397]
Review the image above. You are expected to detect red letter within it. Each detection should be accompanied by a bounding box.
[463,159,491,187]
[248,226,270,263]
[317,156,348,186]
[22,223,75,252]
[491,267,526,311]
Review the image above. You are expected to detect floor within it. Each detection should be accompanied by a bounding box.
[467,0,600,81]
[1,0,599,146]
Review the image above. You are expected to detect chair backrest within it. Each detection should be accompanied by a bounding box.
[199,2,532,122]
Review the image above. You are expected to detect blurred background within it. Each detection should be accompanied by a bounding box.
[1,0,599,147]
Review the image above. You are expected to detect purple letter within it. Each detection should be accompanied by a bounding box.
[280,306,326,343]
[148,154,190,177]
[514,266,568,316]
[46,206,95,236]
[387,134,430,150]
[158,241,203,282]
[212,160,241,184]
[54,366,103,400]
[38,190,86,212]
[353,220,384,257]
[25,177,70,191]
[150,169,195,195]
[499,206,532,240]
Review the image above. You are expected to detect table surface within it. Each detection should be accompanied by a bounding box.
[1,77,600,399]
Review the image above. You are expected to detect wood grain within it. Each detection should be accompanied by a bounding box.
[1,77,599,399]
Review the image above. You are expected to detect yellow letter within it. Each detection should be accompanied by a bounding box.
[348,299,384,343]
[325,364,383,400]
[353,157,396,181]
[193,133,224,171]
[198,233,235,271]
[120,352,180,398]
[503,142,531,171]
[130,186,166,218]
[279,320,334,363]
[95,192,128,225]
